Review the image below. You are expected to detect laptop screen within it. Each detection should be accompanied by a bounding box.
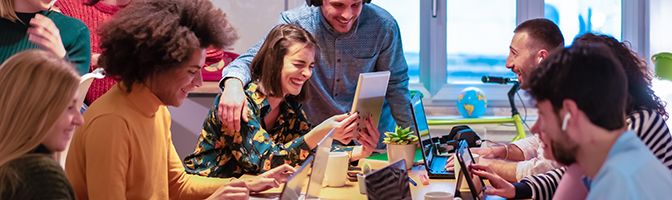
[411,96,435,162]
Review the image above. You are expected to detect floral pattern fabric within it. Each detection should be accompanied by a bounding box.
[184,83,312,178]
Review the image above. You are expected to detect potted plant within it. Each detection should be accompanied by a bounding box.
[383,126,419,169]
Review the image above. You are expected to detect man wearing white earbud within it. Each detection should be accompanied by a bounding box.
[519,43,672,199]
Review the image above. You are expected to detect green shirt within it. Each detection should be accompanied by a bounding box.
[184,83,313,178]
[0,11,90,75]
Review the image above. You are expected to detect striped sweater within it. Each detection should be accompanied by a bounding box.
[514,109,672,199]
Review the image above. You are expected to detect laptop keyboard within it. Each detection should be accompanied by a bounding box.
[429,156,449,173]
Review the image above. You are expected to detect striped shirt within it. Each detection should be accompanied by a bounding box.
[515,109,672,199]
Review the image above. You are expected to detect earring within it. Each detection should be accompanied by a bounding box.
[561,113,571,131]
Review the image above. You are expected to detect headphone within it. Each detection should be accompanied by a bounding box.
[306,0,372,7]
[561,113,571,131]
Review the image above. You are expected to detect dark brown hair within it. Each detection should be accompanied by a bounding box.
[574,33,668,119]
[251,24,318,101]
[97,0,237,92]
[527,43,627,131]
[514,18,564,51]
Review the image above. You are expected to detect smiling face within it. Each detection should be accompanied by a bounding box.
[534,100,579,165]
[506,32,542,85]
[281,42,315,96]
[320,0,363,33]
[147,49,205,107]
[42,92,83,152]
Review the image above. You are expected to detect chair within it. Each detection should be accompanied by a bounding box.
[55,68,105,168]
[202,48,239,82]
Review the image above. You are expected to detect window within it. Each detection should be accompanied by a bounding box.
[545,0,622,45]
[369,0,638,106]
[446,0,517,84]
[374,1,420,83]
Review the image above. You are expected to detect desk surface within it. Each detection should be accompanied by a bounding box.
[253,160,459,200]
[192,81,221,95]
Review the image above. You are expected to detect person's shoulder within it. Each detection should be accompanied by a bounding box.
[48,11,87,28]
[48,11,89,36]
[8,154,66,180]
[5,154,75,199]
[361,3,397,27]
[281,5,318,23]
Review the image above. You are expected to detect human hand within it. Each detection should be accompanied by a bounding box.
[471,146,505,159]
[28,14,66,58]
[470,164,515,198]
[206,179,249,200]
[352,114,379,160]
[315,112,359,144]
[242,177,281,193]
[444,155,455,171]
[260,164,295,183]
[218,78,250,132]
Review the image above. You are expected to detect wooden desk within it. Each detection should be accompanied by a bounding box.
[252,161,458,200]
[192,81,221,95]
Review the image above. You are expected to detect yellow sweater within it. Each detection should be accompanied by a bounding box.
[65,83,228,200]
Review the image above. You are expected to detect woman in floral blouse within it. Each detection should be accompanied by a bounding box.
[184,24,380,178]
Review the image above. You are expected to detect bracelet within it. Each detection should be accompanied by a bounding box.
[503,144,509,160]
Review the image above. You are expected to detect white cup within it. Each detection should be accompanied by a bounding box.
[424,191,454,200]
[325,151,349,187]
[357,173,367,194]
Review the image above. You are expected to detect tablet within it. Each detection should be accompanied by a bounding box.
[350,71,390,137]
[454,140,486,200]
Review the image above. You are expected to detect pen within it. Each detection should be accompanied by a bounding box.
[407,176,417,186]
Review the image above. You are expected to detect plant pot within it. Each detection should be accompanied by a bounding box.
[387,144,416,169]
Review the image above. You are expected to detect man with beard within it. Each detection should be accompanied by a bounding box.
[474,43,672,198]
[458,18,565,183]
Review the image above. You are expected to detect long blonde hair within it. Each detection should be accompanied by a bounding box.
[0,50,79,174]
[0,0,19,22]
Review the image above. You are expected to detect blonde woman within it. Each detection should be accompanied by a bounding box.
[0,50,83,199]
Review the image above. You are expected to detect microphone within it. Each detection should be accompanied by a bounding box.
[481,76,518,84]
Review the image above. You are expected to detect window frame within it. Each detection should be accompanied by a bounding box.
[415,0,648,107]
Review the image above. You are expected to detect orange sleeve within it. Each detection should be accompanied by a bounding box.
[82,114,131,200]
[166,126,231,199]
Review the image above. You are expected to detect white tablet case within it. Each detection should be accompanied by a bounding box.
[350,71,391,136]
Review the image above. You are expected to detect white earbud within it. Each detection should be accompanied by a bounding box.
[561,113,571,131]
[537,57,543,64]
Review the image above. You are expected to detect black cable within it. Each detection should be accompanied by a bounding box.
[516,91,531,131]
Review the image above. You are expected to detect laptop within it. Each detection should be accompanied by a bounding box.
[305,129,335,198]
[454,140,486,200]
[409,95,455,179]
[364,159,412,200]
[280,155,314,200]
[251,129,336,200]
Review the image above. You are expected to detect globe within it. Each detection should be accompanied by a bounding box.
[456,87,487,118]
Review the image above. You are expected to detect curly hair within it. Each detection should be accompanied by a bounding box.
[574,33,668,119]
[97,0,238,92]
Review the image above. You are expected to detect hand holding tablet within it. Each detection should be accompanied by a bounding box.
[350,71,390,140]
